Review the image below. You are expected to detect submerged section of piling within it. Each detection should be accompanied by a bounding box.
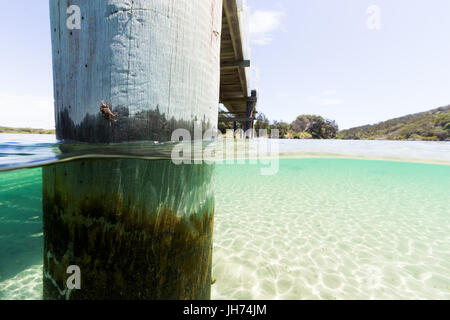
[43,159,215,299]
[46,0,222,299]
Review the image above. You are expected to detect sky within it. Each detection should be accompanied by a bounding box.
[1,1,450,129]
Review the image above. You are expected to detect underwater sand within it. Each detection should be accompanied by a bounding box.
[212,158,450,299]
[0,158,449,299]
[0,168,43,300]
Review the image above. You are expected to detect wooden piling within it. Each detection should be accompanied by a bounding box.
[44,0,222,299]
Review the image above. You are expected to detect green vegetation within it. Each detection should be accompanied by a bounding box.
[290,115,338,139]
[218,110,234,133]
[257,114,338,139]
[218,108,338,139]
[219,110,338,139]
[219,104,450,141]
[338,105,450,141]
[0,126,55,135]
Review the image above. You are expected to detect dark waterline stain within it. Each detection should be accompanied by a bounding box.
[57,106,213,143]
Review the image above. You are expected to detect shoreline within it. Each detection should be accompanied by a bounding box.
[0,128,55,135]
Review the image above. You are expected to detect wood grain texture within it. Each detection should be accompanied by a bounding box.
[50,0,222,142]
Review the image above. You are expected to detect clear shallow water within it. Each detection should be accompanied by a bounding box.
[212,159,450,299]
[0,134,59,170]
[276,139,450,164]
[0,134,186,171]
[0,168,43,299]
[1,134,450,172]
[0,134,449,299]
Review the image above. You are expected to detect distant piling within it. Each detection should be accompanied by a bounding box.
[44,0,222,299]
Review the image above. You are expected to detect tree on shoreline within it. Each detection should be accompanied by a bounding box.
[266,115,339,139]
[290,115,338,139]
[217,111,339,139]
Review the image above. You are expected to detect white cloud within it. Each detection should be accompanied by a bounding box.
[319,98,344,106]
[320,89,337,96]
[249,66,260,92]
[0,92,54,129]
[249,10,284,45]
[305,90,344,106]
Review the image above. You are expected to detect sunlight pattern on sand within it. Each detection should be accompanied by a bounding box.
[0,158,449,299]
[211,159,450,299]
[0,266,42,300]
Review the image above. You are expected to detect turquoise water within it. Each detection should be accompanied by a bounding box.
[0,168,43,299]
[0,156,449,299]
[213,159,450,299]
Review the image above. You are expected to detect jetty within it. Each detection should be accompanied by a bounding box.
[219,0,258,135]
